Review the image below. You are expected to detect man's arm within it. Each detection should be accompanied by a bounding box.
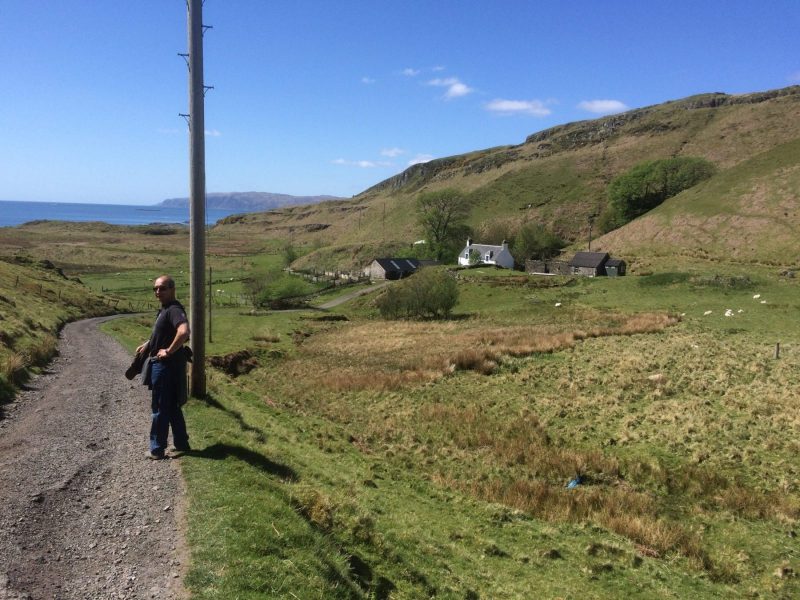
[155,322,190,360]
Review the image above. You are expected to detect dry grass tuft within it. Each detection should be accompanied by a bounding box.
[291,488,336,531]
[449,348,499,375]
[26,334,57,367]
[251,330,280,343]
[2,353,26,386]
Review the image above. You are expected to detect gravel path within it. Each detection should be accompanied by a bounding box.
[0,317,187,600]
[317,282,388,309]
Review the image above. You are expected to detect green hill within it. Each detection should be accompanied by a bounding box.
[214,85,800,271]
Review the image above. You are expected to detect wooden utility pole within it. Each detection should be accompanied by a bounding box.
[188,0,207,397]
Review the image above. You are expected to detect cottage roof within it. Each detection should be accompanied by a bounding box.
[464,241,508,253]
[569,252,609,268]
[372,258,421,272]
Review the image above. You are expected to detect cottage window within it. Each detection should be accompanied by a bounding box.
[464,251,469,258]
[485,251,494,261]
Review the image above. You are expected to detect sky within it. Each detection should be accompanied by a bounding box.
[1,1,799,205]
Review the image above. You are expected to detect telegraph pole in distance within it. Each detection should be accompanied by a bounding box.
[188,0,206,397]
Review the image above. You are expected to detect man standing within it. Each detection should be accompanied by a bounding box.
[137,275,191,459]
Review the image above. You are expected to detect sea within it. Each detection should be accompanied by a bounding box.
[0,200,245,228]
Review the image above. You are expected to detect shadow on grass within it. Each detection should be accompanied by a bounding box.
[201,392,267,443]
[191,442,299,482]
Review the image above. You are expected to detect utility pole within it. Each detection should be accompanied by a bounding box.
[187,0,207,397]
[587,212,597,251]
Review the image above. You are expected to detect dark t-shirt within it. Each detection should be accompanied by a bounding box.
[149,300,188,357]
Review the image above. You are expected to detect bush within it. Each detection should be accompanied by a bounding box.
[512,223,566,261]
[377,269,458,319]
[243,269,316,308]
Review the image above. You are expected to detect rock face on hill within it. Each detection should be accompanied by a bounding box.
[159,192,342,212]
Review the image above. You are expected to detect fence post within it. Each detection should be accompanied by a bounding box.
[774,342,780,359]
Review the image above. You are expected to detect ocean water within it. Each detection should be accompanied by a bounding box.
[0,200,244,228]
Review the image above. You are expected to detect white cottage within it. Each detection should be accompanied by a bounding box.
[457,238,515,269]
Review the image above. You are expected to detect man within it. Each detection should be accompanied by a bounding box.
[137,275,191,459]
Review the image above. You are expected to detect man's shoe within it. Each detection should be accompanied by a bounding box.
[145,450,166,460]
[172,443,191,452]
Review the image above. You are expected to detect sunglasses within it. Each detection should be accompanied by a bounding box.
[153,285,172,292]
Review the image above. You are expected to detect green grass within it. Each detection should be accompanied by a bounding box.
[97,263,800,598]
[0,257,115,403]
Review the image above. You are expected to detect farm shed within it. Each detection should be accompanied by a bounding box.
[604,258,627,277]
[366,258,422,280]
[458,238,515,269]
[568,252,609,277]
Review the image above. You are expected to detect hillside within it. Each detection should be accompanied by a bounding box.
[212,85,800,271]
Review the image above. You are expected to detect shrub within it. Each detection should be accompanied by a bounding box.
[377,269,458,319]
[244,269,316,307]
[512,223,566,261]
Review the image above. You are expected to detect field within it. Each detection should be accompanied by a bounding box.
[95,258,800,598]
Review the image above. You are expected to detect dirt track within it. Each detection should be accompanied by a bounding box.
[0,317,187,599]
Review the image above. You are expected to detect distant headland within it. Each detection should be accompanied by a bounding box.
[157,192,343,212]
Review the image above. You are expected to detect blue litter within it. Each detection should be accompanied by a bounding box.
[566,476,582,489]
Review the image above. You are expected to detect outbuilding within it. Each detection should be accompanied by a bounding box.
[366,258,422,280]
[568,252,609,277]
[604,258,627,277]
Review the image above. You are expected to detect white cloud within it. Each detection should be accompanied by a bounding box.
[361,76,376,84]
[205,129,222,137]
[577,99,629,115]
[380,147,405,158]
[408,154,434,166]
[485,99,552,117]
[788,71,800,83]
[428,77,473,99]
[332,158,391,168]
[402,67,420,77]
[431,65,446,72]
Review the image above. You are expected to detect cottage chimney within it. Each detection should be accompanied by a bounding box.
[467,237,472,246]
[501,239,508,249]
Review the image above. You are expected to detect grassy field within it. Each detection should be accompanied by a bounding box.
[96,262,800,598]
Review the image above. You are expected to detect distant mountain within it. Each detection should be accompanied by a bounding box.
[158,192,343,212]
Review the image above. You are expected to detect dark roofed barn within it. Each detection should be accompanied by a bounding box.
[568,252,609,277]
[366,258,422,280]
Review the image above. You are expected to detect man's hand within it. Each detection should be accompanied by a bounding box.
[155,348,170,360]
[136,341,149,355]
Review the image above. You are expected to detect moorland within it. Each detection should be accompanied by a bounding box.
[1,85,799,598]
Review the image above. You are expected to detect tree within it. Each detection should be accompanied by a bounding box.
[512,223,566,261]
[377,269,458,319]
[599,156,716,232]
[416,189,471,261]
[282,243,298,267]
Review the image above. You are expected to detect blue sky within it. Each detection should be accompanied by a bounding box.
[1,1,798,205]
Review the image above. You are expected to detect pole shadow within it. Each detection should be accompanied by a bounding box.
[190,442,298,482]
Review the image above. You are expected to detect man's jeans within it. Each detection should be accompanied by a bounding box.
[149,360,189,454]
